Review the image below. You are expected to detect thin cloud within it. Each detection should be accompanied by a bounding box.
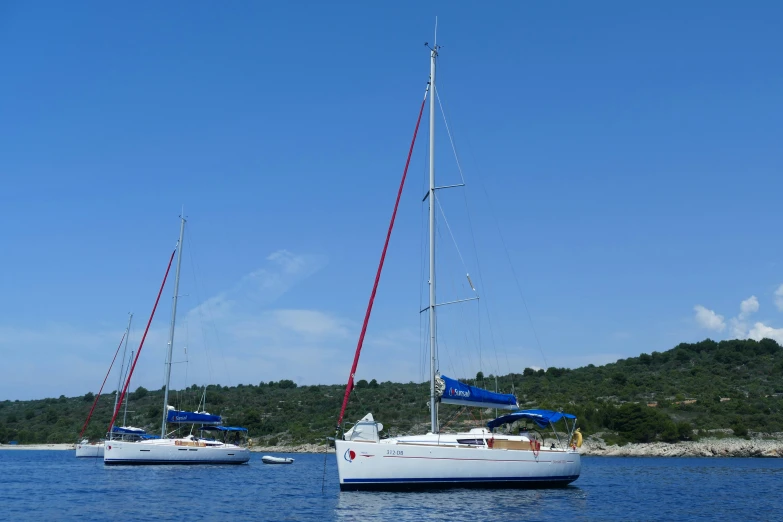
[0,250,334,400]
[729,317,747,339]
[739,295,759,319]
[730,295,760,338]
[267,249,310,275]
[748,322,783,344]
[775,284,783,312]
[695,291,783,344]
[693,305,726,332]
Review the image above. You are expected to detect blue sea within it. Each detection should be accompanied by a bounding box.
[1,451,780,521]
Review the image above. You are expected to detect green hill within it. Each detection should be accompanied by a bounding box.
[1,338,782,446]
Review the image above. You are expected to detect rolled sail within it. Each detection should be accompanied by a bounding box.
[166,409,222,425]
[436,375,519,410]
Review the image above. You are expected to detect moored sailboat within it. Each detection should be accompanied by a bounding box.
[334,32,581,490]
[103,215,250,465]
[76,314,137,458]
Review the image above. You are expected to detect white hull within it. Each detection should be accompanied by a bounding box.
[104,438,250,465]
[262,456,294,464]
[335,436,580,490]
[75,443,104,458]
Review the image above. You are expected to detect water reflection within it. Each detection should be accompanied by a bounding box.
[1,451,781,521]
[336,487,587,521]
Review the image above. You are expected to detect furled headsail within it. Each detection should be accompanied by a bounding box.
[435,375,519,410]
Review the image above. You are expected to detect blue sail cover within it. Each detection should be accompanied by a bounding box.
[111,426,159,439]
[166,409,222,425]
[487,409,577,431]
[111,426,147,434]
[437,375,518,410]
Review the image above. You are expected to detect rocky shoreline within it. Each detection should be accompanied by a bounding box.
[0,443,76,450]
[249,444,334,454]
[249,437,783,458]
[3,438,781,457]
[580,436,783,458]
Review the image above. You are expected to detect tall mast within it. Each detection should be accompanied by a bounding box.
[161,213,186,438]
[112,313,133,419]
[123,350,134,426]
[428,22,438,434]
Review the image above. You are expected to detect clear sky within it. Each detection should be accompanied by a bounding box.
[1,1,782,400]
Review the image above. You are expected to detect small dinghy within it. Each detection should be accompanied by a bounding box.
[262,455,294,464]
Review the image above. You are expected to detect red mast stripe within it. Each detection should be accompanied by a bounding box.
[107,249,176,434]
[337,85,430,428]
[78,329,127,439]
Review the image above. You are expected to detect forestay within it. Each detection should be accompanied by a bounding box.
[436,375,519,410]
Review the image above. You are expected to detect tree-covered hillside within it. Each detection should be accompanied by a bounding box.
[1,338,781,446]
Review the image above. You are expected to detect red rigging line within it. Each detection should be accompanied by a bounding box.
[107,249,176,434]
[78,329,127,439]
[337,83,430,430]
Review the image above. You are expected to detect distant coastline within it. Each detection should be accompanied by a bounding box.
[0,443,75,451]
[250,435,783,457]
[249,444,334,454]
[3,438,782,457]
[4,339,780,452]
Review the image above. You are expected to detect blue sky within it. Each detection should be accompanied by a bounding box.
[1,2,782,400]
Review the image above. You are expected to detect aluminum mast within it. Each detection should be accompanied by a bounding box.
[161,214,186,438]
[123,350,134,426]
[428,26,439,434]
[112,313,133,418]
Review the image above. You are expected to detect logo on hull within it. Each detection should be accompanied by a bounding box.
[343,449,356,462]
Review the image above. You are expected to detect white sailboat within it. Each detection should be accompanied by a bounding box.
[76,313,136,458]
[104,215,250,465]
[334,33,581,490]
[75,441,104,458]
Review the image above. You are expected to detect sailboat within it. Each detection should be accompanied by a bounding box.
[334,34,581,490]
[75,440,105,458]
[103,215,250,465]
[76,314,148,457]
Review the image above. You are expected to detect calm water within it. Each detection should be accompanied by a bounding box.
[1,451,781,521]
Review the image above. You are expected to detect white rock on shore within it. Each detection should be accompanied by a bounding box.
[249,444,333,454]
[580,436,783,458]
[0,443,75,451]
